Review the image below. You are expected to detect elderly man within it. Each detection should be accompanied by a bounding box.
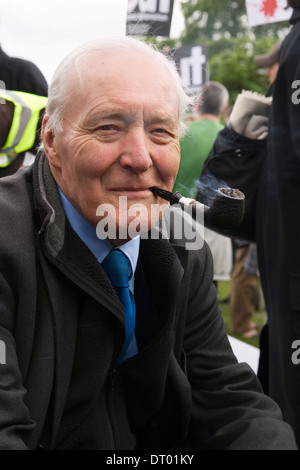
[174,81,232,289]
[0,36,297,450]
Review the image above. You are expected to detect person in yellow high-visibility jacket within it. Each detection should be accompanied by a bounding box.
[0,90,47,176]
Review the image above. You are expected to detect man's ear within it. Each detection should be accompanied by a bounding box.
[41,114,61,169]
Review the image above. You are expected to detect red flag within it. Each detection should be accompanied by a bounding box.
[245,0,292,26]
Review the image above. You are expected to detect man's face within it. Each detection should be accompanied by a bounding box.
[43,48,181,244]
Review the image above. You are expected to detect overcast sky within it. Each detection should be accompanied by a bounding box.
[0,0,184,83]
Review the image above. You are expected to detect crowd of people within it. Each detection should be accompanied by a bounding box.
[0,0,299,451]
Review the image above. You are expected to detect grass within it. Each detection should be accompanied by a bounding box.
[216,280,265,349]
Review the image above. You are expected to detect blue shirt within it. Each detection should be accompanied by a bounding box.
[58,187,140,360]
[58,187,140,293]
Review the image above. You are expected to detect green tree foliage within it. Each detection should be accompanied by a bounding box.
[180,0,290,42]
[177,0,292,103]
[146,1,292,104]
[181,0,247,42]
[207,36,280,102]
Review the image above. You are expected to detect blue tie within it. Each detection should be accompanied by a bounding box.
[102,249,136,363]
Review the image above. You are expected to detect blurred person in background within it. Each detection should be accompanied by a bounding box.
[0,20,48,175]
[229,39,282,339]
[254,0,300,445]
[193,1,300,446]
[175,81,233,287]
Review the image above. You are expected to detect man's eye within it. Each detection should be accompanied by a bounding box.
[99,124,116,131]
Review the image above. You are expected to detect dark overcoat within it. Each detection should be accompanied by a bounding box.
[0,152,297,449]
[256,8,300,445]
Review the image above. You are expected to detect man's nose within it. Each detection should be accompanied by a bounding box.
[119,129,153,173]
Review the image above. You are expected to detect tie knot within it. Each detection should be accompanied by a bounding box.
[102,250,130,288]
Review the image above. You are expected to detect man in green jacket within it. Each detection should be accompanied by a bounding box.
[174,81,232,285]
[0,36,297,451]
[174,81,228,199]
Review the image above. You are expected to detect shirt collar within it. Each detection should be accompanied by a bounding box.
[58,187,140,288]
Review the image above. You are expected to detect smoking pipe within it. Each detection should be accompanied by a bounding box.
[150,186,245,231]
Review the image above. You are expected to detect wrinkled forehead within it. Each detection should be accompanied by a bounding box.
[70,46,177,98]
[57,45,180,131]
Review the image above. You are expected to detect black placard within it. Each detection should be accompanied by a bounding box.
[174,44,208,96]
[127,0,174,37]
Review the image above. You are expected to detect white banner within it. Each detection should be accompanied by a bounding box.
[245,0,292,27]
[127,0,174,36]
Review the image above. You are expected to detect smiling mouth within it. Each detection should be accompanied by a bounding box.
[110,188,152,195]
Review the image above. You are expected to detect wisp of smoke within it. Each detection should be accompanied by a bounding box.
[196,173,230,206]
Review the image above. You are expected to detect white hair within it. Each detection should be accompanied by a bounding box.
[44,36,193,140]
